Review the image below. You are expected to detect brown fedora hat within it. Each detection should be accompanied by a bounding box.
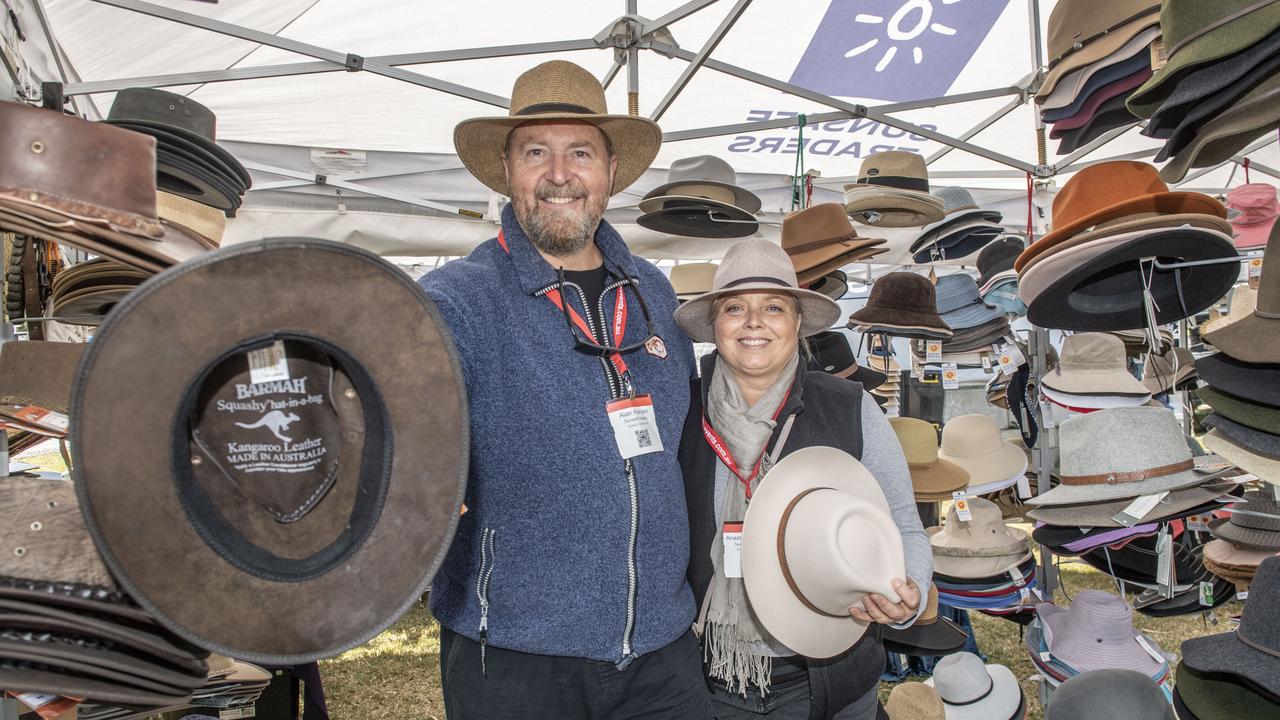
[782,203,886,279]
[70,238,468,664]
[1015,161,1226,272]
[454,60,661,196]
[1016,212,1233,277]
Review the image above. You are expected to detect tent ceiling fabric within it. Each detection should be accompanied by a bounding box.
[20,0,1280,260]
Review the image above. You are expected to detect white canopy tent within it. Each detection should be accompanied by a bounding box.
[5,0,1278,264]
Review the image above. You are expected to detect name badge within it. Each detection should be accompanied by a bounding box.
[723,521,743,579]
[605,394,663,459]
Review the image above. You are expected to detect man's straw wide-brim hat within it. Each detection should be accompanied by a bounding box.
[454,60,661,196]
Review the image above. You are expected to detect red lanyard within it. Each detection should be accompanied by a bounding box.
[701,388,792,500]
[498,229,629,375]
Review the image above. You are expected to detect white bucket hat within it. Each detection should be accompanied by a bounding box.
[937,414,1028,488]
[924,652,1024,720]
[741,446,905,659]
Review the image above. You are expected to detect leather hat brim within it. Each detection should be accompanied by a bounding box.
[107,120,251,188]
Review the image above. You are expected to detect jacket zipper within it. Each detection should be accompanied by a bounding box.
[475,527,496,675]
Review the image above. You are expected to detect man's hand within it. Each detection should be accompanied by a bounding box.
[848,578,920,625]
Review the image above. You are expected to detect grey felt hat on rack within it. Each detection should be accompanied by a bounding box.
[1045,669,1174,720]
[1208,491,1280,550]
[1181,555,1280,698]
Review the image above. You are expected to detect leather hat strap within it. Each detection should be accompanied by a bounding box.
[777,487,848,619]
[1058,459,1194,486]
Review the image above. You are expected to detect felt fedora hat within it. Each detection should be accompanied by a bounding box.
[1042,333,1151,397]
[1199,386,1280,434]
[890,417,969,498]
[807,330,887,390]
[915,187,1003,240]
[1202,225,1280,363]
[911,221,1003,263]
[1015,162,1226,272]
[1228,184,1280,250]
[107,87,250,188]
[807,269,849,301]
[1176,661,1280,720]
[1210,491,1280,550]
[842,152,944,228]
[454,60,661,196]
[1026,480,1240,528]
[937,414,1027,487]
[1158,72,1280,183]
[849,272,953,336]
[1127,0,1280,118]
[1046,669,1174,720]
[1203,413,1280,460]
[635,203,757,239]
[639,155,761,214]
[740,446,905,659]
[1196,352,1280,407]
[1027,406,1206,506]
[69,238,468,664]
[885,682,945,720]
[1017,212,1233,279]
[923,653,1024,720]
[669,262,717,301]
[1039,27,1160,111]
[1037,590,1167,676]
[1204,428,1280,484]
[1181,556,1280,697]
[1037,0,1160,100]
[782,203,886,281]
[929,497,1031,579]
[1142,346,1196,395]
[1152,51,1280,167]
[977,237,1025,288]
[675,237,841,343]
[1045,67,1152,132]
[0,340,83,436]
[881,584,968,657]
[1019,226,1238,332]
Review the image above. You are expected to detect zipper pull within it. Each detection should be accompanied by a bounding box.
[479,605,489,676]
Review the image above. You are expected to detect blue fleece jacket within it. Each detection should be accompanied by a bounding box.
[420,204,697,666]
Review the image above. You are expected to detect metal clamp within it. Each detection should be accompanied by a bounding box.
[1149,250,1261,271]
[344,53,364,72]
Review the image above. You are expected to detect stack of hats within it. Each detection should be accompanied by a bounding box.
[669,262,717,303]
[880,583,968,658]
[938,414,1028,496]
[923,653,1025,720]
[0,102,209,273]
[1034,0,1160,155]
[842,152,944,228]
[891,417,969,502]
[106,88,250,215]
[781,203,886,287]
[1176,556,1280,716]
[807,269,851,302]
[805,330,887,392]
[1202,491,1280,591]
[1016,161,1236,332]
[46,259,149,325]
[78,654,272,719]
[910,187,1004,263]
[1026,590,1172,696]
[0,341,82,439]
[924,274,1010,361]
[1226,184,1280,251]
[1108,327,1175,358]
[1142,346,1197,396]
[977,237,1027,317]
[1039,333,1152,412]
[848,271,953,340]
[1126,2,1280,182]
[1198,227,1280,488]
[1045,670,1176,720]
[929,498,1039,614]
[865,334,902,412]
[638,155,760,239]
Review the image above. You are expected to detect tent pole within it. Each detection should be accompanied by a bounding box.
[241,161,487,220]
[626,0,639,115]
[925,92,1026,166]
[640,0,719,36]
[1174,137,1280,186]
[650,0,752,121]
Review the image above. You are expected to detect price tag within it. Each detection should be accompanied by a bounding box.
[1248,257,1264,290]
[605,395,664,459]
[1199,581,1215,607]
[911,357,924,380]
[926,341,942,362]
[1039,651,1052,663]
[1271,481,1280,502]
[221,707,256,720]
[981,354,993,373]
[9,405,69,435]
[1238,591,1249,601]
[1135,635,1167,664]
[1186,514,1212,532]
[1149,37,1169,71]
[722,522,743,579]
[1155,528,1174,599]
[952,491,972,521]
[1016,473,1032,500]
[1040,400,1055,429]
[1112,491,1169,527]
[942,363,959,389]
[246,340,290,385]
[996,342,1025,375]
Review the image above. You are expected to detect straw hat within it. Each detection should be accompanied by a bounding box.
[842,152,944,228]
[674,238,840,343]
[453,60,661,196]
[1201,285,1258,335]
[890,417,969,500]
[885,682,945,720]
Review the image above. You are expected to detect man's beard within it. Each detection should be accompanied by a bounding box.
[512,184,608,257]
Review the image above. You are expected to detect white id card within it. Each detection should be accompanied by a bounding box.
[605,395,663,459]
[723,522,743,578]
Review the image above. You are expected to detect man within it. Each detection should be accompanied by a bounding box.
[420,60,708,718]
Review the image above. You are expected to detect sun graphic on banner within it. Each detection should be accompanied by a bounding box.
[844,0,961,72]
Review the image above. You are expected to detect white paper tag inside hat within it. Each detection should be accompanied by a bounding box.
[996,342,1024,376]
[942,363,959,389]
[1155,528,1174,599]
[722,522,743,579]
[220,706,256,720]
[981,354,994,374]
[1135,635,1167,664]
[1237,591,1249,601]
[1199,581,1215,607]
[1248,257,1263,290]
[1016,474,1032,500]
[1149,38,1169,71]
[926,342,942,363]
[1038,651,1051,663]
[1112,491,1168,527]
[605,395,663,459]
[1270,481,1280,502]
[247,340,290,385]
[951,492,972,521]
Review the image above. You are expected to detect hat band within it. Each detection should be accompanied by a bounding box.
[856,176,930,194]
[1058,458,1193,486]
[785,232,863,255]
[1167,0,1280,58]
[514,102,596,116]
[777,487,847,620]
[1237,629,1280,659]
[946,674,995,706]
[723,276,794,290]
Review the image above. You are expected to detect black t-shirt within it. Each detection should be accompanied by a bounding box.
[561,264,609,318]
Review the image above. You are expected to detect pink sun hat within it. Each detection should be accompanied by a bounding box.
[1227,183,1280,250]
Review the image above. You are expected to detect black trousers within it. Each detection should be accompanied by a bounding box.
[439,628,715,720]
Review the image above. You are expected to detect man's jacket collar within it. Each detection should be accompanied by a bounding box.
[499,203,642,295]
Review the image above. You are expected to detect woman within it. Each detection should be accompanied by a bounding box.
[675,238,932,720]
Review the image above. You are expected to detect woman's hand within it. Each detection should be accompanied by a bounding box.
[848,578,920,625]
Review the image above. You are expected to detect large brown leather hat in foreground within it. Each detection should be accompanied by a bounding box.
[454,60,661,196]
[70,238,468,664]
